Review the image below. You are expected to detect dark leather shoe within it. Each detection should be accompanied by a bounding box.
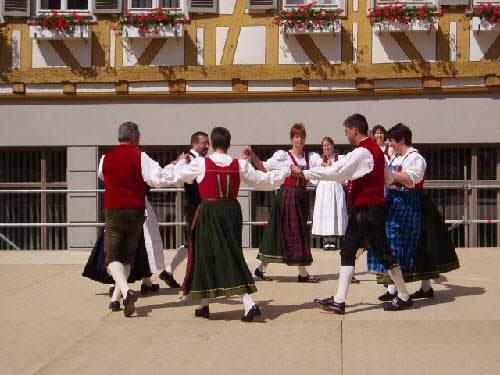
[159,270,180,288]
[255,268,273,281]
[383,297,413,311]
[316,296,345,314]
[297,274,320,283]
[109,286,115,297]
[378,291,398,301]
[241,304,262,322]
[108,301,121,312]
[194,306,209,319]
[123,290,138,317]
[351,276,360,284]
[313,295,334,304]
[140,283,160,294]
[410,288,434,299]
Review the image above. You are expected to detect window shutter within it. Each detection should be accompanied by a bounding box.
[93,0,122,14]
[188,0,217,13]
[3,0,30,16]
[247,0,277,10]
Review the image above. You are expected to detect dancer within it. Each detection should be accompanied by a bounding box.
[159,131,209,288]
[165,127,288,321]
[293,114,414,313]
[368,124,459,301]
[98,121,172,317]
[372,125,394,161]
[245,123,322,282]
[311,137,347,250]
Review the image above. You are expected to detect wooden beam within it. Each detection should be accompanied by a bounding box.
[115,81,128,94]
[232,78,248,92]
[63,83,76,95]
[294,34,329,65]
[389,32,425,63]
[266,24,279,65]
[137,39,167,66]
[12,82,25,94]
[48,40,82,69]
[184,25,198,66]
[422,77,441,88]
[341,25,354,64]
[293,78,308,91]
[91,22,108,67]
[170,79,186,93]
[0,29,12,68]
[356,78,373,90]
[481,33,500,61]
[436,27,450,62]
[220,26,241,65]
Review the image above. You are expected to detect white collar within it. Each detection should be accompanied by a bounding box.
[190,149,200,158]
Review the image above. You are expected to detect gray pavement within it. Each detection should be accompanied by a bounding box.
[0,248,499,375]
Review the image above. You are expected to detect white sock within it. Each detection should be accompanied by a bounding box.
[110,284,122,302]
[142,276,152,287]
[388,266,410,301]
[242,293,255,315]
[334,266,354,303]
[167,245,188,274]
[298,266,309,277]
[420,279,432,292]
[387,284,397,295]
[257,261,267,273]
[200,298,209,308]
[107,262,130,297]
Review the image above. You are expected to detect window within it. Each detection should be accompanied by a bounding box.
[373,0,438,7]
[37,0,90,14]
[128,0,183,12]
[282,0,341,8]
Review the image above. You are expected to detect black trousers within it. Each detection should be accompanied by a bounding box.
[341,203,397,269]
[183,205,197,248]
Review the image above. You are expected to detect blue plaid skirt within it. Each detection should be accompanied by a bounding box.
[367,189,421,275]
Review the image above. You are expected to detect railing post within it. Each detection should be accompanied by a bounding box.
[463,165,469,247]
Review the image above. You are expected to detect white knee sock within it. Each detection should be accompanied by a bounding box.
[111,284,122,302]
[387,284,397,295]
[166,245,188,274]
[200,298,209,308]
[297,266,309,277]
[334,266,354,303]
[257,261,267,273]
[242,293,255,315]
[388,266,409,301]
[420,279,432,292]
[107,262,130,297]
[142,276,152,287]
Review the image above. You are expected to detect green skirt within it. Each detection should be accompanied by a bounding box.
[376,192,460,284]
[257,185,312,266]
[188,199,257,300]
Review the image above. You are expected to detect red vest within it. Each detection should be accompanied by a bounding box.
[283,151,309,189]
[347,137,386,208]
[198,158,241,199]
[103,144,145,209]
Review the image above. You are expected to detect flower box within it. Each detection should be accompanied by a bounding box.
[122,23,184,38]
[283,20,342,34]
[29,24,90,40]
[472,16,500,31]
[373,18,438,32]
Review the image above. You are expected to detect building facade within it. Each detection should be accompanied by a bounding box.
[0,0,499,249]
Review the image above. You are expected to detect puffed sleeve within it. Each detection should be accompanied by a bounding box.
[308,152,323,168]
[239,159,289,191]
[402,153,427,187]
[263,150,291,171]
[97,155,105,181]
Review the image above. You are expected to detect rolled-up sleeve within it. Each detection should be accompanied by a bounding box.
[239,159,289,191]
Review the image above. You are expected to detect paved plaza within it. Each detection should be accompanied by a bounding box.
[0,248,499,375]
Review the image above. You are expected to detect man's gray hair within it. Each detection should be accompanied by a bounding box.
[118,122,140,142]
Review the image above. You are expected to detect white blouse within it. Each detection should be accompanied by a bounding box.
[388,147,427,188]
[164,152,289,191]
[263,150,323,172]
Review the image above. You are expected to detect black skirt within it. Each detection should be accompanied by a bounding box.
[82,230,152,284]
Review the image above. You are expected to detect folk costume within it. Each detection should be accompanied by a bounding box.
[256,150,322,281]
[164,152,288,320]
[305,137,413,313]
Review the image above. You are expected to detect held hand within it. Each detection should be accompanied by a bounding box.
[291,165,303,177]
[242,148,255,159]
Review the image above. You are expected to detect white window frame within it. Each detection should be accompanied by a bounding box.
[36,0,92,16]
[127,0,186,13]
[282,0,342,9]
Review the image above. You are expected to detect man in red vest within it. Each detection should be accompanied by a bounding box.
[98,121,170,317]
[292,114,412,314]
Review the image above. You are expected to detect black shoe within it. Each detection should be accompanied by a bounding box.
[108,301,121,312]
[410,288,434,299]
[316,296,345,314]
[378,291,398,301]
[140,283,160,294]
[241,304,262,322]
[159,270,181,288]
[109,286,115,297]
[313,295,335,304]
[383,296,413,311]
[194,306,209,319]
[351,276,360,284]
[255,268,273,281]
[123,290,138,317]
[297,274,320,283]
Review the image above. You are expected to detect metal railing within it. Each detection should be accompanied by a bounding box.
[1,181,500,247]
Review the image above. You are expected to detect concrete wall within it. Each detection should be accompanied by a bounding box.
[1,93,499,147]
